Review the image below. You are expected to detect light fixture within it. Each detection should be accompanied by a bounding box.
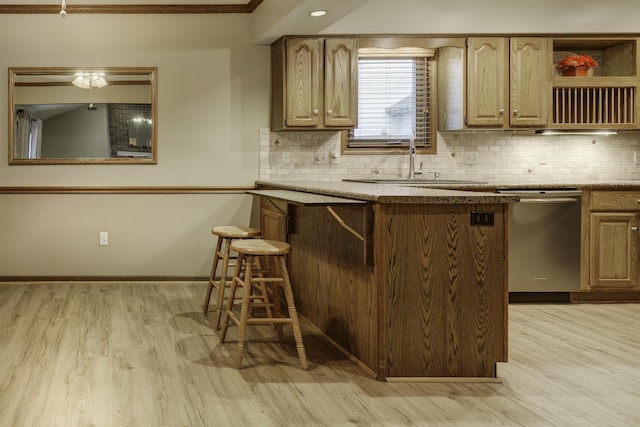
[309,10,327,17]
[535,129,617,136]
[72,72,109,89]
[60,0,67,17]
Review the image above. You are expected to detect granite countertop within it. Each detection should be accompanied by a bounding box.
[256,180,640,204]
[256,180,519,204]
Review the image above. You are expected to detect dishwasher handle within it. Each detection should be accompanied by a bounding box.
[518,197,579,204]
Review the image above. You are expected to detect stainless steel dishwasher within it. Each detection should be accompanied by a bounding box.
[496,188,582,293]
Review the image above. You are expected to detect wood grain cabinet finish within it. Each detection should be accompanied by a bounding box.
[271,37,358,131]
[550,38,639,129]
[466,37,547,128]
[260,198,288,242]
[258,193,508,380]
[509,37,548,126]
[588,191,640,290]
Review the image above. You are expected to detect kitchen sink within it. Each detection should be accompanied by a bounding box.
[342,178,488,185]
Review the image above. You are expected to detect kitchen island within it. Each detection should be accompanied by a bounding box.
[252,181,518,380]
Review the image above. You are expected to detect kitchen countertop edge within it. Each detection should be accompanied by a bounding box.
[256,180,518,204]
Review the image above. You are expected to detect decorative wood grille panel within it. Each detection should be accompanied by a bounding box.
[552,86,635,126]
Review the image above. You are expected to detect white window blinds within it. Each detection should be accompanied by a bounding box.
[347,53,433,149]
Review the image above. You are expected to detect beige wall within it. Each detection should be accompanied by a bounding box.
[0,14,269,278]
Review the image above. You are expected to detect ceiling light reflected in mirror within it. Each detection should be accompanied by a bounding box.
[72,72,109,89]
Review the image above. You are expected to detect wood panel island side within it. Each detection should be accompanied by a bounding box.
[251,181,517,381]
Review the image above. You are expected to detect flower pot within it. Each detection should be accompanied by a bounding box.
[561,66,589,76]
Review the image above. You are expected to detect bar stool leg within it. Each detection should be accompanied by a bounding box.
[235,254,254,368]
[277,256,308,370]
[253,257,275,324]
[213,238,233,329]
[219,252,244,344]
[271,257,285,342]
[203,235,224,313]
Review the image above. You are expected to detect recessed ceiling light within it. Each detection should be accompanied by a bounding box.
[310,10,327,17]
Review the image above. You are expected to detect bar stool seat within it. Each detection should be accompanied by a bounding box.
[220,239,308,370]
[203,225,260,330]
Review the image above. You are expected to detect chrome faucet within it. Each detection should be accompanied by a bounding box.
[407,130,422,179]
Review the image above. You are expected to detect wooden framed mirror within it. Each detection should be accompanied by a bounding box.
[8,67,157,165]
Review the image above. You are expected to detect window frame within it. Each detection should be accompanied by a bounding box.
[341,37,449,156]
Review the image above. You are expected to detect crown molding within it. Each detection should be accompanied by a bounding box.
[0,0,263,14]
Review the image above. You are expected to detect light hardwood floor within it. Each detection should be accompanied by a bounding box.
[0,282,639,427]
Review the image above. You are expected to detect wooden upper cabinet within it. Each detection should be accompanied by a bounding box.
[285,38,323,127]
[509,37,548,127]
[466,37,507,127]
[271,37,358,131]
[550,38,639,129]
[466,37,547,128]
[323,38,358,127]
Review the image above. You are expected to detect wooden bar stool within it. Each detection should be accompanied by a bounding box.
[203,225,260,330]
[219,239,309,370]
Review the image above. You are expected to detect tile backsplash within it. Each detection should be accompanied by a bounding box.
[259,128,640,182]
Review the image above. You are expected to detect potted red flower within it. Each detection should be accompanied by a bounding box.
[556,54,598,76]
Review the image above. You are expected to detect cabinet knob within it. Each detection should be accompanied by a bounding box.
[632,226,638,232]
[327,110,333,116]
[313,109,319,115]
[499,108,505,116]
[512,109,519,116]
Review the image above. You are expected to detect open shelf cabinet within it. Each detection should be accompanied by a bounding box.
[550,37,639,128]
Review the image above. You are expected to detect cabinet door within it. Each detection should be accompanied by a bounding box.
[260,199,288,242]
[285,38,323,127]
[324,38,358,127]
[590,212,638,289]
[466,37,507,126]
[509,37,548,127]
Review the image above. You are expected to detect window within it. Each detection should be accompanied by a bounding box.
[343,48,435,154]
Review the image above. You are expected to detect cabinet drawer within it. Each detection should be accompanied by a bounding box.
[591,191,640,210]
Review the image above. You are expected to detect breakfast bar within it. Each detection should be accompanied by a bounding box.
[252,181,518,381]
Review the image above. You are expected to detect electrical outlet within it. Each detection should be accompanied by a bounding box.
[99,231,109,246]
[314,151,329,165]
[635,151,640,165]
[268,152,280,165]
[464,152,478,165]
[470,211,495,226]
[330,150,340,164]
[539,152,549,165]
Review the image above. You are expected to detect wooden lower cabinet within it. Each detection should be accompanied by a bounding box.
[590,212,638,289]
[583,190,640,293]
[260,198,289,242]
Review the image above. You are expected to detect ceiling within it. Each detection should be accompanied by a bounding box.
[5,0,637,45]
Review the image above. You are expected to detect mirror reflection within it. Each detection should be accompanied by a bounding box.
[9,67,157,164]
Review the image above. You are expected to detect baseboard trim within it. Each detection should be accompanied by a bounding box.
[509,292,572,303]
[570,291,640,303]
